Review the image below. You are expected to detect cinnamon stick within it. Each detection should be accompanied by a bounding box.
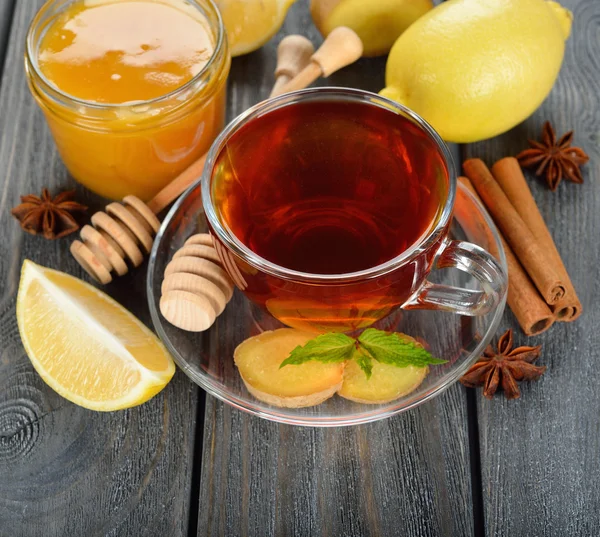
[491,157,582,322]
[459,177,554,335]
[463,159,566,305]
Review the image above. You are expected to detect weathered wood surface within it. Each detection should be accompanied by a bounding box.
[196,4,475,537]
[1,0,599,536]
[462,0,600,535]
[0,1,14,80]
[0,2,200,536]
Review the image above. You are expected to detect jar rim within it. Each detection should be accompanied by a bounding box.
[25,0,226,111]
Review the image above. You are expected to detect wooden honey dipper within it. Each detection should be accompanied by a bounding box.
[70,157,208,285]
[70,28,363,286]
[270,35,314,97]
[159,233,235,331]
[275,26,363,94]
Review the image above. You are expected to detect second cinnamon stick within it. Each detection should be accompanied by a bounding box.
[459,177,554,335]
[463,158,566,306]
[491,157,582,321]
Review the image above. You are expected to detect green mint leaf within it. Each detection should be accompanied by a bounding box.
[354,349,373,380]
[279,332,356,368]
[357,328,447,368]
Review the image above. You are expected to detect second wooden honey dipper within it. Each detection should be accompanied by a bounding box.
[270,35,314,97]
[160,233,235,331]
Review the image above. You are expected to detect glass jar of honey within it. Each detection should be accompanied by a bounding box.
[25,0,230,201]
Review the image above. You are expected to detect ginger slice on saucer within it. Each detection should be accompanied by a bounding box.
[338,334,428,404]
[234,329,344,408]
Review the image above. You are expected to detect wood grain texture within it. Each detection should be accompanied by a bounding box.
[0,0,14,83]
[196,3,474,536]
[0,2,200,536]
[462,0,600,534]
[199,387,473,537]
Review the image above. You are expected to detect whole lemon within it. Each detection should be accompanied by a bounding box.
[380,0,573,143]
[217,0,296,57]
[310,0,433,57]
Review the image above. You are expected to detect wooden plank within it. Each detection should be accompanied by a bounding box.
[462,0,600,534]
[199,385,474,537]
[0,0,15,82]
[0,2,200,536]
[196,3,474,536]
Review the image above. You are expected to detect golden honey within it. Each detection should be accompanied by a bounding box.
[26,0,230,200]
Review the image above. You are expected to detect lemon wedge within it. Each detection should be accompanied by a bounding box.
[16,260,175,411]
[216,0,296,57]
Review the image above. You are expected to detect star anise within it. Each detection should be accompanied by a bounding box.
[460,329,546,400]
[11,188,87,239]
[517,121,589,191]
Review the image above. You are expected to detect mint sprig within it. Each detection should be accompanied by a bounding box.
[279,328,447,379]
[279,332,355,368]
[358,329,448,368]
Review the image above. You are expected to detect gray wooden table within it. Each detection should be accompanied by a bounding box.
[0,1,598,535]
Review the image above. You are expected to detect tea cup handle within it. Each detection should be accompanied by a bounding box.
[402,240,507,316]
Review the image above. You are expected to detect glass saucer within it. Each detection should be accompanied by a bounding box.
[147,182,507,426]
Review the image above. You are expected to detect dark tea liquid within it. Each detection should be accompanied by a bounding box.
[212,99,447,275]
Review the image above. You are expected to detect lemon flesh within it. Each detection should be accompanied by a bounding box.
[216,0,296,57]
[16,260,175,411]
[380,0,573,142]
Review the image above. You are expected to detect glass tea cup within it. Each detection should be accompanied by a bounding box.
[202,88,507,333]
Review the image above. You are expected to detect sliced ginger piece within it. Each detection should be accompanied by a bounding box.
[234,329,344,408]
[338,360,428,404]
[338,334,428,404]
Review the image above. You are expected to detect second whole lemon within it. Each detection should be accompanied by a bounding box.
[216,0,296,57]
[380,0,573,143]
[310,0,433,57]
